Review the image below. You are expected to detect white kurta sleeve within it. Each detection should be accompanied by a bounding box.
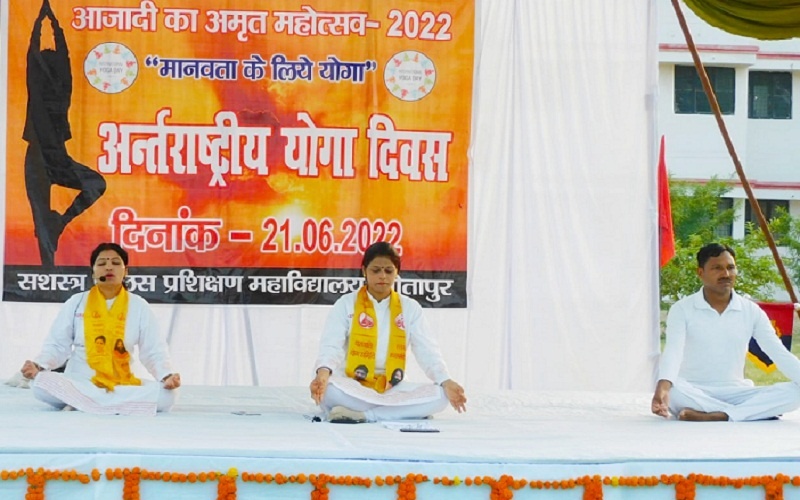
[34,293,83,370]
[404,297,451,385]
[313,295,351,375]
[657,301,687,384]
[131,296,173,381]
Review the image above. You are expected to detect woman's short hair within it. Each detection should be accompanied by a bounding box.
[361,241,401,271]
[90,242,129,267]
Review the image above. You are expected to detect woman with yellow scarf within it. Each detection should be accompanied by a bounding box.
[310,242,467,423]
[19,242,180,415]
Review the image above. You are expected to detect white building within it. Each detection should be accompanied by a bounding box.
[658,0,800,239]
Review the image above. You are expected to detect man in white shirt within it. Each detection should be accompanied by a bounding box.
[651,243,800,421]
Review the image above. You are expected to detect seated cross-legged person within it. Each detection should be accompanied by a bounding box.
[19,242,181,416]
[652,242,800,422]
[309,241,467,423]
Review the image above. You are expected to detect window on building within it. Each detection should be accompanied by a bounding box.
[715,197,733,238]
[749,71,792,119]
[674,65,735,115]
[744,199,789,235]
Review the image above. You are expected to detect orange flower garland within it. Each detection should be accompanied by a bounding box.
[217,468,238,500]
[122,467,140,500]
[580,475,604,500]
[308,473,331,500]
[25,469,45,500]
[1,468,800,499]
[396,473,426,500]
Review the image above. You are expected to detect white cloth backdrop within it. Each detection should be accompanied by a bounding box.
[0,0,660,392]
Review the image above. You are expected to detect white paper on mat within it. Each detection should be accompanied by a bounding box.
[381,420,439,432]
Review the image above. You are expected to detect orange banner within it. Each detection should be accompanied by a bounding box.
[3,0,473,306]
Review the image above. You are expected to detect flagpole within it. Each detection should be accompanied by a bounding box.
[670,0,800,316]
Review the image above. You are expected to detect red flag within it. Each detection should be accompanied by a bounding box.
[658,135,676,267]
[748,302,795,372]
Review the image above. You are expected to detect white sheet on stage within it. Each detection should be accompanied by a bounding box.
[33,372,160,416]
[4,385,800,500]
[328,376,442,406]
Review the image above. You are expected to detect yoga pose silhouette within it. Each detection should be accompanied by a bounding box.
[24,0,106,266]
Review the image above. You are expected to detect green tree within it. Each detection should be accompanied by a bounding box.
[660,178,784,308]
[769,209,800,287]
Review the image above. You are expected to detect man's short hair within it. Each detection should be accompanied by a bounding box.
[697,243,736,268]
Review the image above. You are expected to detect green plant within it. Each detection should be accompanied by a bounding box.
[768,208,800,286]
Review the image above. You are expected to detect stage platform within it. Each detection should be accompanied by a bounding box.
[3,384,800,499]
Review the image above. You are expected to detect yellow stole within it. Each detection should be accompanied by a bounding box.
[345,286,406,393]
[84,286,141,391]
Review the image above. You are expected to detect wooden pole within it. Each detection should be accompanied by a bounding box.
[670,0,800,317]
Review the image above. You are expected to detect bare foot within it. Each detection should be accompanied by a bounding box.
[678,408,729,422]
[327,405,366,424]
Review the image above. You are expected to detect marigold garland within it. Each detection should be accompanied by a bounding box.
[216,468,238,500]
[2,469,800,499]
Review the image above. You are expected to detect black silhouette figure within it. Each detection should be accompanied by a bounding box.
[24,0,106,267]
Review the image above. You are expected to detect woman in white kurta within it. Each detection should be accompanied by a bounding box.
[19,242,181,416]
[309,241,467,423]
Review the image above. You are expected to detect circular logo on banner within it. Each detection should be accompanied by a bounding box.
[83,42,138,94]
[384,50,436,102]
